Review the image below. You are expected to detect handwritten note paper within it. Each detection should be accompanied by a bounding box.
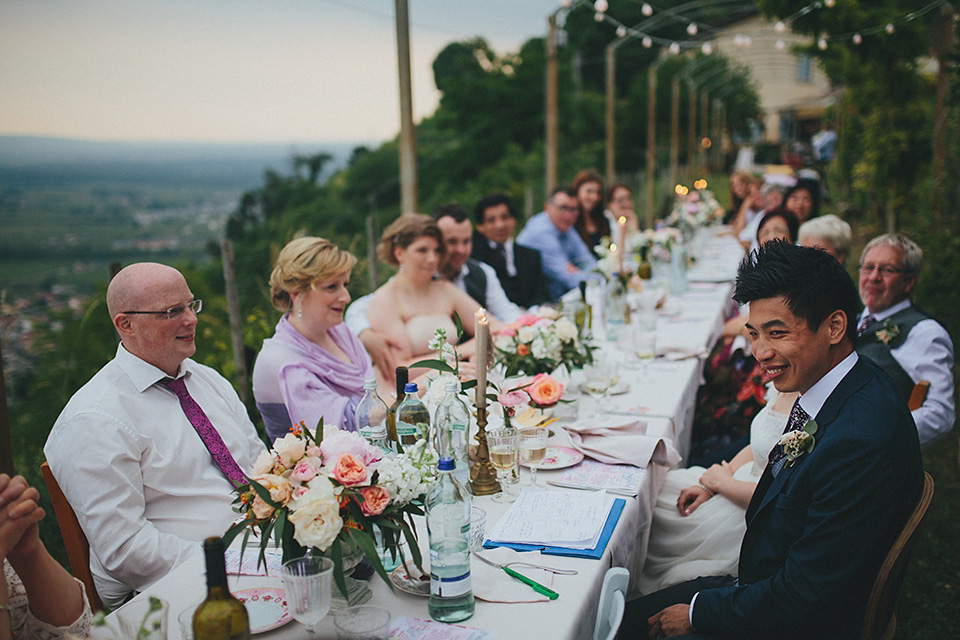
[225,548,282,576]
[486,488,611,549]
[558,459,645,493]
[391,616,495,640]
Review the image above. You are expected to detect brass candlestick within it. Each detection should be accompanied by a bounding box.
[469,405,501,495]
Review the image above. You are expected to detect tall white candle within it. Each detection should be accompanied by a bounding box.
[618,216,627,274]
[474,308,488,409]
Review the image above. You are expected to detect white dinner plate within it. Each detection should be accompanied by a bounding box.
[520,446,584,470]
[233,587,292,633]
[578,381,629,396]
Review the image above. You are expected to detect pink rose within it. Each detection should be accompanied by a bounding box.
[498,389,530,408]
[320,431,381,467]
[306,446,322,458]
[527,373,564,406]
[517,314,541,327]
[252,495,275,520]
[356,486,390,516]
[291,460,319,483]
[498,325,517,337]
[332,453,369,486]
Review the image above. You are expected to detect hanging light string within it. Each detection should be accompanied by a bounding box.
[574,0,948,53]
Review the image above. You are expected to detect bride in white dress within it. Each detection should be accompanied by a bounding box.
[638,386,796,594]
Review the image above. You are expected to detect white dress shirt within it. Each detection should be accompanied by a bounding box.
[487,237,518,277]
[44,344,265,608]
[858,299,955,446]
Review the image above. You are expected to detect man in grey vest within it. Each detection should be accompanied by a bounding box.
[855,232,954,446]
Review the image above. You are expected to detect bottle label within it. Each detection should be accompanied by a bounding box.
[430,570,471,598]
[397,421,418,437]
[452,421,467,433]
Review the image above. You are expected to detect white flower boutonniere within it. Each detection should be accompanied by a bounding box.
[778,419,818,467]
[875,320,901,346]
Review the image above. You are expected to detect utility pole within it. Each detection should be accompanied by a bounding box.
[394,0,418,214]
[645,59,660,228]
[932,2,955,221]
[670,77,680,192]
[687,81,697,181]
[699,90,709,178]
[605,38,628,184]
[220,239,249,403]
[545,13,559,195]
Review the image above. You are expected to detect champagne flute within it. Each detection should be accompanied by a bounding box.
[488,428,521,503]
[583,360,613,414]
[520,428,547,487]
[281,554,334,635]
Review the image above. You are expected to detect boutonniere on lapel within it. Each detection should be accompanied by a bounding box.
[875,320,901,346]
[778,419,818,467]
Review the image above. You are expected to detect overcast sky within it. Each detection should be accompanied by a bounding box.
[0,0,566,144]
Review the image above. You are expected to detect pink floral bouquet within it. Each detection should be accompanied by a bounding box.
[498,372,566,412]
[224,420,438,596]
[494,310,594,377]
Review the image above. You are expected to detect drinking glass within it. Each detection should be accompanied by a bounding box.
[584,359,613,403]
[488,428,521,503]
[334,605,391,640]
[281,554,334,634]
[634,330,657,380]
[118,596,169,640]
[519,428,547,487]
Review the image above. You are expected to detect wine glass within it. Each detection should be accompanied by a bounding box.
[519,428,547,487]
[634,329,657,380]
[488,428,521,503]
[281,554,334,634]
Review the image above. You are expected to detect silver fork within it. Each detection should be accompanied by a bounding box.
[472,551,579,575]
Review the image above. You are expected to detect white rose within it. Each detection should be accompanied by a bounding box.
[554,319,578,343]
[517,326,536,343]
[252,449,276,476]
[288,494,343,551]
[272,433,306,468]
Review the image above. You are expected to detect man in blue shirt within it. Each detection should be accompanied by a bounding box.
[517,186,597,301]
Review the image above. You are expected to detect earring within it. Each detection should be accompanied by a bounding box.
[296,303,303,320]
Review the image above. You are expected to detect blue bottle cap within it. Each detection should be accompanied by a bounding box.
[437,457,455,471]
[404,383,418,393]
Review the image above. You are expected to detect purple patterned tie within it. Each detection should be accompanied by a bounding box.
[857,314,874,337]
[161,377,247,487]
[768,399,810,477]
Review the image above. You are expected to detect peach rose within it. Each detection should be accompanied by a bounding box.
[290,459,320,483]
[251,494,275,520]
[516,344,530,356]
[332,453,369,486]
[528,373,563,406]
[356,486,390,516]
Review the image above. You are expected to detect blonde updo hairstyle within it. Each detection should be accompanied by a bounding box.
[269,237,357,312]
[377,213,445,268]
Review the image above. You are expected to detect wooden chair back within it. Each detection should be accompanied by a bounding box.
[40,461,103,612]
[861,471,934,640]
[907,380,930,412]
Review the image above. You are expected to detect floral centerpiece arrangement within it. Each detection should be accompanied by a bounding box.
[666,185,725,232]
[223,420,438,596]
[497,372,566,412]
[494,310,594,377]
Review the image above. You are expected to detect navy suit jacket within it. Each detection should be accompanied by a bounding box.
[472,233,550,309]
[692,356,923,639]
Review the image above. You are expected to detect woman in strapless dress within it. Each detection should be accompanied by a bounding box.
[366,214,494,389]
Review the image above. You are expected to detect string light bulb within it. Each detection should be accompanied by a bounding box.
[642,35,653,48]
[616,25,627,37]
[687,23,698,36]
[852,33,862,45]
[594,0,608,12]
[818,36,828,50]
[775,38,786,50]
[701,42,713,54]
[642,3,653,17]
[885,23,895,34]
[594,11,604,22]
[825,0,835,7]
[775,21,786,33]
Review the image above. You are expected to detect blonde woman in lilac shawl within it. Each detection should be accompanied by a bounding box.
[253,237,374,440]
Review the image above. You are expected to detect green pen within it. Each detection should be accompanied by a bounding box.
[501,566,560,600]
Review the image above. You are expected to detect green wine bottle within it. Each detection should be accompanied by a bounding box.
[385,366,408,449]
[193,537,250,640]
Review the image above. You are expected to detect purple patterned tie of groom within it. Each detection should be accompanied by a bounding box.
[768,399,810,478]
[161,377,248,487]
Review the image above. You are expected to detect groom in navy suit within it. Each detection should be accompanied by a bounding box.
[619,241,923,639]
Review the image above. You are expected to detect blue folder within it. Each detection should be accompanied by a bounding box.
[482,497,626,559]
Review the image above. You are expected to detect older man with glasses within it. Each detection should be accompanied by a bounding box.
[517,185,597,302]
[855,233,955,446]
[44,262,265,608]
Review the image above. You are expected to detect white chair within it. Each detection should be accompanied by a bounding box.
[594,567,630,640]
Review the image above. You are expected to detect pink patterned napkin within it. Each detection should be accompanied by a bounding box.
[563,417,681,468]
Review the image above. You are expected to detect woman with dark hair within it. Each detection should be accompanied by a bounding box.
[752,207,800,253]
[605,182,639,234]
[783,178,821,224]
[572,168,610,254]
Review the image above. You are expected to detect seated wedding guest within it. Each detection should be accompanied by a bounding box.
[471,193,550,309]
[1,474,90,640]
[639,389,796,594]
[358,214,491,386]
[856,233,955,446]
[252,237,374,439]
[517,186,597,302]
[604,182,640,234]
[431,203,522,323]
[620,241,923,639]
[732,176,765,250]
[573,169,609,254]
[725,170,752,223]
[44,263,265,608]
[798,214,851,264]
[760,182,785,212]
[783,177,821,224]
[750,207,799,254]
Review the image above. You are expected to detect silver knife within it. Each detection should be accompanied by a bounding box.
[546,480,636,497]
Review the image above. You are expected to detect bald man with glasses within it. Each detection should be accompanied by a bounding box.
[44,262,265,607]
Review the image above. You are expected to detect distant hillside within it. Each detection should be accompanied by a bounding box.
[0,136,373,187]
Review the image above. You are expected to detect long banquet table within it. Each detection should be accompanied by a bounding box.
[94,229,744,640]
